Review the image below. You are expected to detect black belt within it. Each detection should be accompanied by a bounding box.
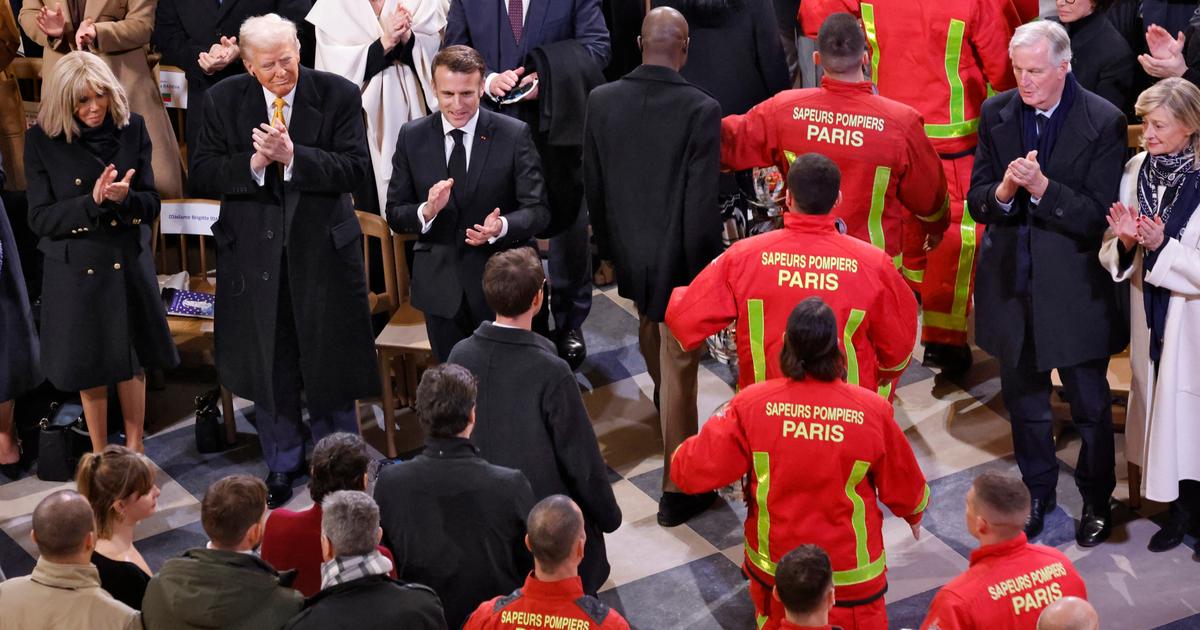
[939,147,976,160]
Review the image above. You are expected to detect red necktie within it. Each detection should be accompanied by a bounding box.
[508,0,523,42]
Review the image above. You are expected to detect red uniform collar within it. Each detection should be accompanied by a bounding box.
[819,76,874,94]
[780,621,836,630]
[969,533,1029,566]
[783,212,841,233]
[522,572,586,600]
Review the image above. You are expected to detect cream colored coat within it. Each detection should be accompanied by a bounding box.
[307,0,446,212]
[0,557,141,630]
[18,0,182,197]
[1099,151,1200,502]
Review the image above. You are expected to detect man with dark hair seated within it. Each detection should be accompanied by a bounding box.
[448,247,622,593]
[766,545,840,630]
[464,495,630,630]
[283,491,445,629]
[0,490,140,630]
[921,472,1088,629]
[374,363,537,628]
[142,475,303,630]
[667,153,919,400]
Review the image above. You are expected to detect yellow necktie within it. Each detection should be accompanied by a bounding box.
[272,97,286,128]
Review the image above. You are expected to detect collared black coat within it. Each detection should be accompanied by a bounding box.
[967,87,1128,371]
[374,438,535,629]
[584,64,723,322]
[284,574,446,630]
[1059,12,1136,115]
[447,323,622,594]
[190,68,378,410]
[25,114,177,391]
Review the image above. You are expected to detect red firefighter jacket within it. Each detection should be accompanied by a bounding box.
[463,574,630,630]
[722,77,949,261]
[671,377,929,603]
[799,0,1017,155]
[920,534,1088,630]
[665,212,917,395]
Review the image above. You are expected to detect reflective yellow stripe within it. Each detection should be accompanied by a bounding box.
[918,196,951,224]
[861,3,880,84]
[843,309,866,386]
[845,460,871,568]
[748,299,767,383]
[926,201,978,333]
[868,166,891,253]
[757,615,769,629]
[784,149,798,165]
[877,381,894,399]
[833,552,887,586]
[946,19,968,133]
[901,266,925,283]
[745,539,777,575]
[924,118,980,138]
[924,311,968,331]
[753,452,772,570]
[880,354,911,374]
[914,484,931,515]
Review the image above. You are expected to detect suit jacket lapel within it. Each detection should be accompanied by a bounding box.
[1046,97,1094,178]
[463,109,493,204]
[993,94,1025,175]
[520,0,549,56]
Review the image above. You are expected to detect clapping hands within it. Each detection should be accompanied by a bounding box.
[199,36,240,74]
[74,17,96,50]
[1106,202,1168,251]
[997,150,1049,202]
[35,3,65,38]
[1139,24,1188,79]
[381,7,413,52]
[92,164,135,205]
[466,208,503,246]
[250,120,294,171]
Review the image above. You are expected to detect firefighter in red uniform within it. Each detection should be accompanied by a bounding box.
[721,13,950,289]
[671,297,930,630]
[763,545,844,630]
[919,472,1088,630]
[666,154,917,397]
[463,496,630,630]
[801,0,1019,374]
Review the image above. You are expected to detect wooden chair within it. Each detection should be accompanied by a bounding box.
[1127,124,1143,150]
[357,211,398,316]
[375,231,433,458]
[155,199,237,444]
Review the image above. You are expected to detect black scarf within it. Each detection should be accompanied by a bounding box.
[74,114,120,164]
[1137,147,1200,364]
[1014,73,1079,296]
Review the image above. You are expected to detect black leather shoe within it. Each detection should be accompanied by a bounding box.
[558,329,587,371]
[266,471,299,509]
[1149,503,1191,552]
[1076,501,1112,547]
[922,343,973,376]
[1025,496,1056,539]
[657,491,718,527]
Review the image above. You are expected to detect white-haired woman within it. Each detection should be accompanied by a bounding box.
[25,52,178,454]
[1102,76,1200,553]
[19,0,183,198]
[306,0,448,213]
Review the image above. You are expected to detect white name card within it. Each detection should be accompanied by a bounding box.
[160,67,188,109]
[160,200,220,236]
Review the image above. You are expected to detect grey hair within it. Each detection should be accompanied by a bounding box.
[321,490,379,557]
[239,13,300,63]
[1009,20,1072,66]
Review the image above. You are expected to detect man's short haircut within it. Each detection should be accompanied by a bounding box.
[239,13,300,63]
[972,471,1032,525]
[816,13,867,75]
[415,363,478,439]
[527,495,584,572]
[31,490,95,559]
[321,490,380,557]
[309,433,371,504]
[433,45,487,81]
[780,297,846,382]
[483,247,545,317]
[786,153,841,215]
[775,545,833,615]
[1009,20,1072,66]
[202,475,268,548]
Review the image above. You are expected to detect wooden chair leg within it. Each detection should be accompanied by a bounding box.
[380,350,397,459]
[220,386,237,445]
[1128,462,1142,510]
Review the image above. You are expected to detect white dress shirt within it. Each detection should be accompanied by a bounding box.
[417,109,508,241]
[251,85,297,186]
[997,99,1062,212]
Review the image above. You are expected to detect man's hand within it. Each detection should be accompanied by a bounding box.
[423,178,454,222]
[465,208,503,246]
[518,71,539,100]
[251,120,293,167]
[1139,25,1188,78]
[1008,150,1048,199]
[995,165,1020,205]
[924,231,944,251]
[198,36,239,74]
[36,3,65,38]
[489,66,525,98]
[75,17,96,49]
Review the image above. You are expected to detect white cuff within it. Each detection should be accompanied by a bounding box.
[251,164,266,187]
[283,159,294,182]
[484,72,501,101]
[487,215,509,244]
[417,203,435,233]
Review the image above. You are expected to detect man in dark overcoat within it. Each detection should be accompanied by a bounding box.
[582,7,722,527]
[968,20,1126,546]
[190,14,378,508]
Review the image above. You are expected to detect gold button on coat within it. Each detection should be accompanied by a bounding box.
[113,263,122,270]
[86,268,94,275]
[74,178,82,185]
[110,219,118,227]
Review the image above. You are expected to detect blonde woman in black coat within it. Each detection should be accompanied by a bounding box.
[25,51,177,454]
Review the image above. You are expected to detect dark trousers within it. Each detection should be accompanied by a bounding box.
[1000,356,1116,505]
[256,272,358,473]
[549,204,592,333]
[425,293,481,363]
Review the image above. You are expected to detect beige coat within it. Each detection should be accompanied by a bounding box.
[0,1,24,190]
[18,0,182,197]
[0,557,142,630]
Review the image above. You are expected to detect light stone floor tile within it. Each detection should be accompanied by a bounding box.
[881,519,970,603]
[720,544,744,567]
[895,379,1015,483]
[600,514,722,592]
[612,479,661,524]
[586,376,665,478]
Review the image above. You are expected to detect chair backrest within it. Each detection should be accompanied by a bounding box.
[357,210,398,315]
[391,232,417,305]
[9,57,42,101]
[155,199,221,287]
[1128,124,1143,151]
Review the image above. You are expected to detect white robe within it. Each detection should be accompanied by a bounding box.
[1099,151,1200,502]
[307,0,447,212]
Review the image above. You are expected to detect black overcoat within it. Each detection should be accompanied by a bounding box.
[1060,13,1137,115]
[190,68,379,410]
[25,114,177,391]
[967,87,1128,372]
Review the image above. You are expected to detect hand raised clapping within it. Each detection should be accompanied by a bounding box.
[251,120,293,169]
[1106,202,1139,250]
[466,208,503,246]
[74,17,96,50]
[91,164,135,205]
[381,7,413,52]
[1137,213,1167,251]
[35,3,66,38]
[199,36,240,74]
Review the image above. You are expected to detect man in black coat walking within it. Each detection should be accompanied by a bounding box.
[447,248,621,594]
[583,7,722,527]
[968,20,1126,547]
[190,14,379,508]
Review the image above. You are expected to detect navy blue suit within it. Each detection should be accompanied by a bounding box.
[444,0,610,76]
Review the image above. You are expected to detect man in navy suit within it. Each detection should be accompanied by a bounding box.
[385,45,550,361]
[445,0,609,368]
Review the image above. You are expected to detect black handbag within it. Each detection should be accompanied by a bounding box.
[194,388,230,453]
[36,402,89,482]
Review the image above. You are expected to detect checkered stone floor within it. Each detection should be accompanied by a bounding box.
[2,287,1199,629]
